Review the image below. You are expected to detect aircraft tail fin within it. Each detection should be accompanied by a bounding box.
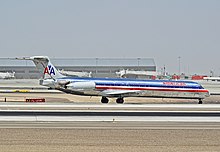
[17,56,65,79]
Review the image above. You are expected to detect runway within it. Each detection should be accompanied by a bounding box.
[0,103,220,122]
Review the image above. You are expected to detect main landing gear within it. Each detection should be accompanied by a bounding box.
[101,97,124,104]
[101,96,109,103]
[198,99,203,104]
[116,97,124,104]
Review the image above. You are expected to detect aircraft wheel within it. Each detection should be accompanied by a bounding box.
[101,97,109,104]
[198,99,203,104]
[116,98,124,104]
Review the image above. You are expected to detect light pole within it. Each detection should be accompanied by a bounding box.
[95,58,98,77]
[178,56,181,76]
[137,58,140,70]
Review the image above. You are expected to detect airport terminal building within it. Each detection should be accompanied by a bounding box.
[0,58,156,79]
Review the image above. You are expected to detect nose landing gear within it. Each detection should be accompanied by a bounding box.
[198,99,203,104]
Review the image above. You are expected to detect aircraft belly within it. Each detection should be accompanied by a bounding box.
[139,90,207,99]
[71,89,100,96]
[81,90,100,96]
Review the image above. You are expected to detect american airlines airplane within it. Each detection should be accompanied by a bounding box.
[19,56,209,104]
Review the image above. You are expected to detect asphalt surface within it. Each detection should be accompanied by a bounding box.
[1,110,220,117]
[0,103,220,122]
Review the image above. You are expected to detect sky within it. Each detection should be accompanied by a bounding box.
[0,0,220,75]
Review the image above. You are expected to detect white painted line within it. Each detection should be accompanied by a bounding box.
[1,103,220,108]
[0,116,220,122]
[0,109,220,113]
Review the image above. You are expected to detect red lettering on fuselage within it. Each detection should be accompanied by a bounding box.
[163,82,186,86]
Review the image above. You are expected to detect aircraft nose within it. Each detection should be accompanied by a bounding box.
[206,90,210,97]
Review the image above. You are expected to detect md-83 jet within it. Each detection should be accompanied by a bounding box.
[18,56,209,104]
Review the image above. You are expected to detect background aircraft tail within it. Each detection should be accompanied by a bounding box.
[28,56,65,79]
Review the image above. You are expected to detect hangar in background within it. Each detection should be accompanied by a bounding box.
[0,58,156,79]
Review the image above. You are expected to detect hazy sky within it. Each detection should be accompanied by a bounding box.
[0,0,220,75]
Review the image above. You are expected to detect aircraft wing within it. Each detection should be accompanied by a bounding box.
[100,89,142,97]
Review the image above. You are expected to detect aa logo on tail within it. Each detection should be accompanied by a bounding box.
[44,65,55,75]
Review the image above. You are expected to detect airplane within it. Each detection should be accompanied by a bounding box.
[0,71,15,79]
[58,69,92,77]
[17,56,210,104]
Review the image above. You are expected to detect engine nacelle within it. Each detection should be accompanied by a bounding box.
[39,79,57,88]
[66,81,96,90]
[56,79,70,85]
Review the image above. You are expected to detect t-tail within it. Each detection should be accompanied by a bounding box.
[17,56,65,79]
